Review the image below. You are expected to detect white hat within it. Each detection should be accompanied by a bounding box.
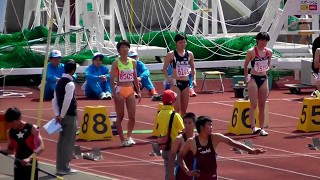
[49,50,61,58]
[128,49,138,57]
[93,52,104,60]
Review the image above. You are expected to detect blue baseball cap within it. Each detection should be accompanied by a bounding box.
[49,50,62,58]
[93,52,104,60]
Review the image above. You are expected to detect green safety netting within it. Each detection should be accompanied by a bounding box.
[1,26,281,69]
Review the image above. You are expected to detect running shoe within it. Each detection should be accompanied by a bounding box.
[128,137,136,145]
[189,89,197,97]
[99,92,107,100]
[150,88,158,96]
[252,127,261,134]
[260,129,269,136]
[122,139,133,147]
[105,92,112,100]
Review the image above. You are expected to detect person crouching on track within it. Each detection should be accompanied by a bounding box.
[110,40,141,147]
[1,107,44,180]
[163,34,196,117]
[157,90,184,180]
[244,32,272,136]
[169,112,196,180]
[178,116,266,180]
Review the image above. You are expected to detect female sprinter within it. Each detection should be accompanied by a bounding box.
[244,32,272,136]
[110,40,141,146]
[163,34,196,117]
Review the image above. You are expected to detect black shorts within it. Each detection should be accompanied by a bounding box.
[176,80,190,91]
[251,74,267,89]
[14,160,38,180]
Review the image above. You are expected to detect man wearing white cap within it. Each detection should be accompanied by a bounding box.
[84,52,112,100]
[41,50,64,100]
[128,49,158,96]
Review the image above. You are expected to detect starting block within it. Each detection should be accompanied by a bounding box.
[78,106,114,141]
[307,138,320,150]
[234,139,254,154]
[73,145,82,159]
[73,145,103,161]
[152,103,163,137]
[228,100,269,135]
[297,98,320,132]
[149,143,161,156]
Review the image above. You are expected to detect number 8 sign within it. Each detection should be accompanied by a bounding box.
[78,106,114,141]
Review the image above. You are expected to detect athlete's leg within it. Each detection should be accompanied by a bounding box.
[180,86,190,117]
[257,78,269,129]
[171,85,181,114]
[114,93,125,141]
[125,93,136,139]
[248,79,258,128]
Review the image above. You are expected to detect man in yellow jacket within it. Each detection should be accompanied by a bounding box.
[157,90,184,180]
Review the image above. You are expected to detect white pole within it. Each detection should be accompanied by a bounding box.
[212,0,217,36]
[216,0,227,36]
[0,0,7,33]
[312,15,319,42]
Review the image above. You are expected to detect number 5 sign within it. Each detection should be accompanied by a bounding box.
[228,100,269,135]
[78,106,114,141]
[297,98,320,132]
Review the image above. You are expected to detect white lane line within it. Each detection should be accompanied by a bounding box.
[219,156,320,179]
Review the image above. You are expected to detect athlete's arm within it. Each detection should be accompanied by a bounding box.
[110,60,118,97]
[177,139,200,177]
[169,136,182,180]
[132,60,141,103]
[163,52,174,85]
[32,125,44,156]
[315,49,320,69]
[22,125,45,166]
[189,51,197,87]
[244,49,254,84]
[212,133,266,154]
[267,48,273,67]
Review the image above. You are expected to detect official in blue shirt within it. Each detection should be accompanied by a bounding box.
[128,49,158,96]
[42,50,64,100]
[41,50,77,100]
[84,52,112,100]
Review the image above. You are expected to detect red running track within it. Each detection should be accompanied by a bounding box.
[1,78,320,180]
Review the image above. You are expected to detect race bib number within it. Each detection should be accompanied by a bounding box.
[254,60,269,72]
[176,65,190,77]
[119,69,134,82]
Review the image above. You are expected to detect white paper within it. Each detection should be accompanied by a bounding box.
[43,118,62,134]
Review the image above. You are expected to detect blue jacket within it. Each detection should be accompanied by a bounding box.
[136,60,150,80]
[44,63,64,83]
[85,64,110,82]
